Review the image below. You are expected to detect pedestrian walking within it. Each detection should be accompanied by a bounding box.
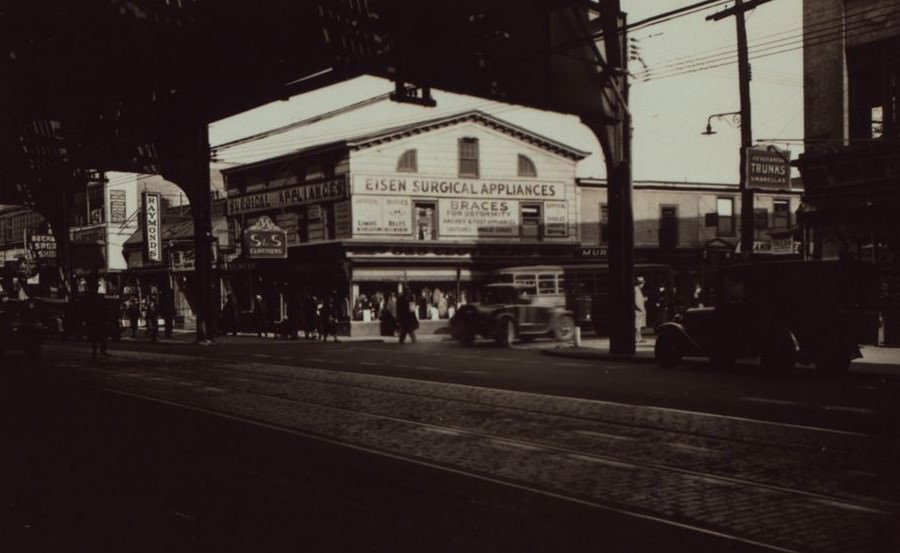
[285,292,301,340]
[85,278,110,358]
[252,294,269,338]
[126,297,141,338]
[303,294,319,339]
[145,293,159,342]
[397,288,418,344]
[635,276,647,344]
[221,293,238,336]
[319,293,339,342]
[160,288,176,339]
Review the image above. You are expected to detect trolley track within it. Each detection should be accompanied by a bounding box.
[27,344,900,552]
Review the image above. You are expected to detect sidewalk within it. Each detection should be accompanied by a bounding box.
[543,334,900,378]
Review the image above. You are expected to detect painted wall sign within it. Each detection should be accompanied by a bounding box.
[226,176,347,215]
[109,189,127,224]
[438,198,519,237]
[353,196,411,235]
[142,192,162,263]
[353,175,565,200]
[242,216,287,259]
[544,201,568,237]
[334,200,352,239]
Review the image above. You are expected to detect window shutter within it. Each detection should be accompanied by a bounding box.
[704,213,718,227]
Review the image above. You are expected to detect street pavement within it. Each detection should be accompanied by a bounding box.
[542,334,900,378]
[17,335,900,553]
[5,334,897,552]
[138,327,900,378]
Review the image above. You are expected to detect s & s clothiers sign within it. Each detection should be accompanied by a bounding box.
[243,216,288,259]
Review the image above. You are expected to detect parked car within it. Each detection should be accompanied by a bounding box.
[450,283,576,346]
[0,296,46,358]
[654,260,880,373]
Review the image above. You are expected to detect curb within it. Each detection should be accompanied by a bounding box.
[541,347,659,364]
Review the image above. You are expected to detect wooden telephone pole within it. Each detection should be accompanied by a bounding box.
[708,0,773,258]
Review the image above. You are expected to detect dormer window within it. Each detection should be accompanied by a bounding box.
[458,137,479,178]
[517,154,537,177]
[397,149,418,172]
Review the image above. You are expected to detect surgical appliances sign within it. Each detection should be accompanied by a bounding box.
[353,175,564,200]
[353,196,411,235]
[227,176,347,215]
[439,199,519,237]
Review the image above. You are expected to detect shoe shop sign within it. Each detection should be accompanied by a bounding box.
[242,216,287,259]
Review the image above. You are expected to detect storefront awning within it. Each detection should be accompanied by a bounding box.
[353,268,482,283]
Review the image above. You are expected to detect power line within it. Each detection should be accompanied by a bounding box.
[637,17,898,82]
[634,3,894,81]
[636,7,891,80]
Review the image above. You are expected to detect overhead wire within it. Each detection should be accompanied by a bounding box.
[634,3,895,82]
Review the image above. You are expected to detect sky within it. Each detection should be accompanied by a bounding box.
[210,0,804,185]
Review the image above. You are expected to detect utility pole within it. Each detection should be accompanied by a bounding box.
[708,0,772,258]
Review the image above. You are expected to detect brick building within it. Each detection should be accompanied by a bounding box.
[795,0,900,343]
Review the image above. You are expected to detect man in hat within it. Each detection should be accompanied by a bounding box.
[635,276,647,344]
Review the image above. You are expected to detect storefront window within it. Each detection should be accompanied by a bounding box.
[599,203,608,244]
[415,201,436,240]
[716,197,734,236]
[521,203,542,239]
[772,199,791,230]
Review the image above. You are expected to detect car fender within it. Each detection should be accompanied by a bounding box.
[655,322,704,356]
[492,313,517,336]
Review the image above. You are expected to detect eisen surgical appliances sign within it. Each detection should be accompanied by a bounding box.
[353,175,565,199]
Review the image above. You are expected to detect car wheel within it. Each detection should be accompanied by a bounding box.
[761,333,796,371]
[495,319,515,347]
[709,354,735,370]
[654,333,682,369]
[459,331,475,346]
[816,354,851,374]
[552,315,576,342]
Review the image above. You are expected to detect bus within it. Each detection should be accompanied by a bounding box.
[493,263,675,334]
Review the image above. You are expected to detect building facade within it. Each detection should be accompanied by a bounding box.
[578,179,804,304]
[221,111,587,334]
[796,0,899,343]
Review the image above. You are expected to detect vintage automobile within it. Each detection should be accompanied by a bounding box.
[0,296,46,358]
[654,261,879,373]
[450,283,576,346]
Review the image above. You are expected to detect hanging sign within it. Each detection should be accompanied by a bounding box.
[747,148,791,188]
[243,216,288,259]
[142,192,162,263]
[27,233,58,261]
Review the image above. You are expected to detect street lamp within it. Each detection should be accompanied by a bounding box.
[702,110,754,258]
[702,111,741,136]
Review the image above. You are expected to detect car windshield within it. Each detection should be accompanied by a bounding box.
[480,285,535,305]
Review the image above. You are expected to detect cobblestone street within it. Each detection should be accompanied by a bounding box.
[31,343,900,552]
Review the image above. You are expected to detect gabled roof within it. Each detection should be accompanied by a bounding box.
[221,108,591,176]
[345,110,590,161]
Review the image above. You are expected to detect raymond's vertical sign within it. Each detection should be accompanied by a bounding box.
[142,192,162,263]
